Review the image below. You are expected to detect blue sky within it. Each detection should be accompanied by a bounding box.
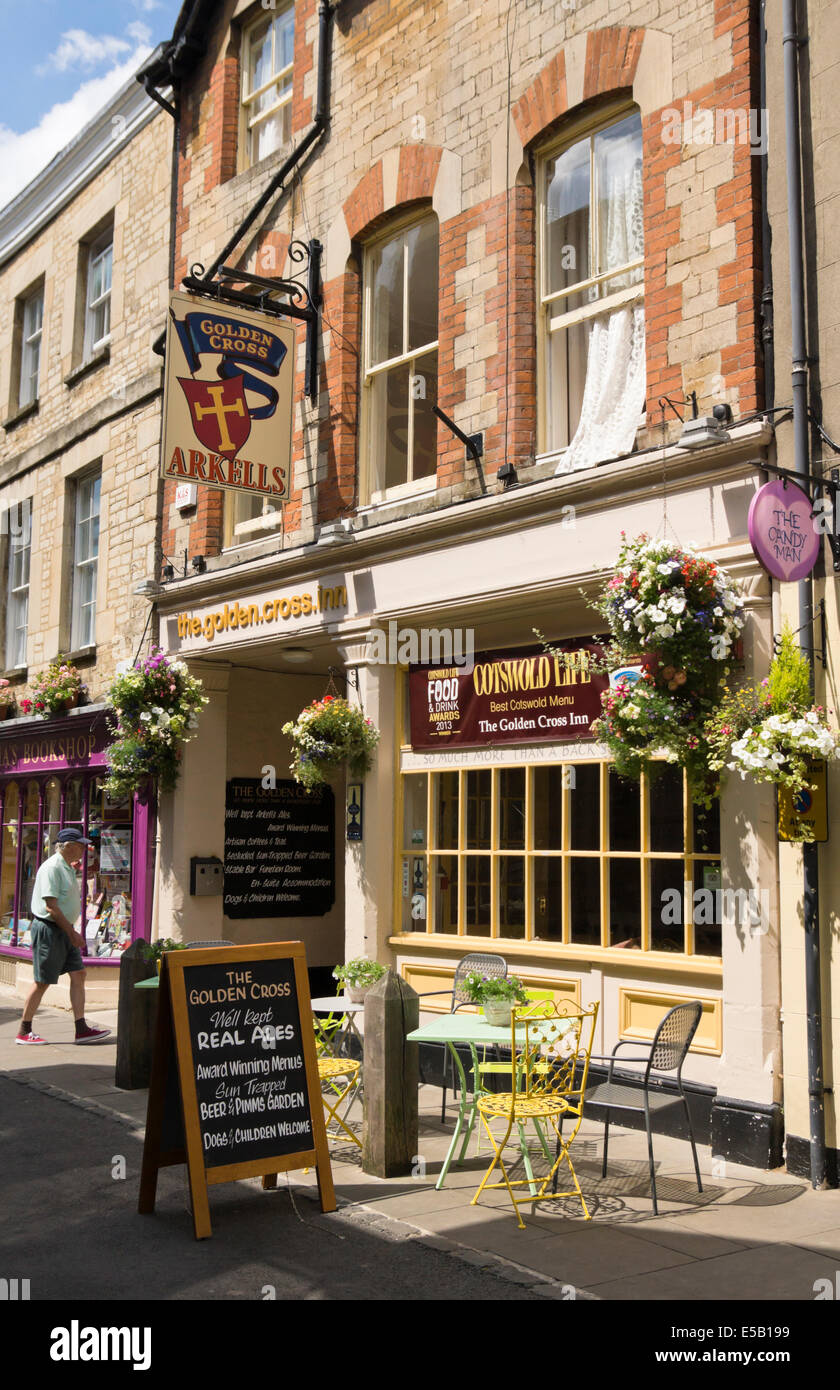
[0,0,182,209]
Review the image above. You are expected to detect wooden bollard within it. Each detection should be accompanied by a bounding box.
[115,940,158,1090]
[362,969,419,1178]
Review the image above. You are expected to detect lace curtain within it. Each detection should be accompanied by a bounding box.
[555,147,645,475]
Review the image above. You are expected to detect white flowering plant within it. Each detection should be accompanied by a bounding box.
[104,647,208,799]
[589,534,745,804]
[282,695,380,791]
[705,629,840,821]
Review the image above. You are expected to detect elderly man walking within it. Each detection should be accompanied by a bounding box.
[16,827,111,1045]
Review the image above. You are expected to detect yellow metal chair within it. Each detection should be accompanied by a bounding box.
[317,1056,362,1149]
[471,998,599,1228]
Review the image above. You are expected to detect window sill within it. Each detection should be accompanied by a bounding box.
[0,667,27,683]
[65,346,110,388]
[3,399,39,431]
[64,646,97,668]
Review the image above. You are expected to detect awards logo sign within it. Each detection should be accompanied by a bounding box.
[161,292,295,503]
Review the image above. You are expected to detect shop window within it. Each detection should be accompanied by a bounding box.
[399,761,721,958]
[538,107,644,469]
[362,214,439,502]
[240,5,294,170]
[5,499,31,670]
[0,773,134,957]
[70,471,100,650]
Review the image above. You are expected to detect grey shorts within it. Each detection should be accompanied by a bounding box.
[31,919,84,985]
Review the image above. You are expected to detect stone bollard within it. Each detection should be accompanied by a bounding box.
[115,940,158,1090]
[362,969,419,1178]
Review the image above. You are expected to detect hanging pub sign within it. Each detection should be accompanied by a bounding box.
[748,478,821,582]
[161,291,295,503]
[409,641,608,750]
[139,942,335,1239]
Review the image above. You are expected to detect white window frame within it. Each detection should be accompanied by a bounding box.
[240,6,295,171]
[536,102,645,457]
[18,288,43,409]
[70,474,100,652]
[5,500,31,669]
[223,493,284,549]
[360,213,440,505]
[83,231,112,360]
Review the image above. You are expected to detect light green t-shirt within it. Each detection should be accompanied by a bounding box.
[31,852,81,925]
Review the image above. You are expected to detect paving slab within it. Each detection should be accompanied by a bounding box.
[588,1239,836,1301]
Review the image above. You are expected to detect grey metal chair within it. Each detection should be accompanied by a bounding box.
[566,1001,704,1215]
[416,951,508,1122]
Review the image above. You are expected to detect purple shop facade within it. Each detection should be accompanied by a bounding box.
[0,709,155,966]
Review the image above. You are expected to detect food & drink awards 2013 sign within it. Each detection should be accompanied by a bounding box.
[409,642,608,749]
[161,291,296,503]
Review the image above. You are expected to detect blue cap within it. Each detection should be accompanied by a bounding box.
[56,827,93,846]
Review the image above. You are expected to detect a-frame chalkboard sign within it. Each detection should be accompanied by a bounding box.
[138,942,335,1239]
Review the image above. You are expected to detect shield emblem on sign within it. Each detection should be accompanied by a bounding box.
[178,375,251,459]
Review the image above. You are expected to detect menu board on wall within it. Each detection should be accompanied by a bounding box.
[139,942,334,1239]
[409,642,608,750]
[223,778,335,918]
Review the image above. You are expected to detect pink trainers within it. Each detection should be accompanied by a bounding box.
[16,1030,47,1044]
[74,1024,111,1044]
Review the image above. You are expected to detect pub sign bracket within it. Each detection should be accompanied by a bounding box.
[181,238,322,405]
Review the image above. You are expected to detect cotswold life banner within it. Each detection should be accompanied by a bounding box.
[408,642,608,749]
[161,291,296,503]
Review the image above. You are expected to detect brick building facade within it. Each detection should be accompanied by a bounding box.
[135,0,799,1170]
[0,78,172,1004]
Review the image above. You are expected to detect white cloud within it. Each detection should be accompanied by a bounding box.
[36,25,151,76]
[0,44,154,212]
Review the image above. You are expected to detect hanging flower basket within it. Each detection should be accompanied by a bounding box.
[104,648,208,800]
[586,533,746,805]
[704,628,840,823]
[19,657,87,718]
[282,695,380,792]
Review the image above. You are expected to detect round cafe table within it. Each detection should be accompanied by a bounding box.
[310,995,363,1060]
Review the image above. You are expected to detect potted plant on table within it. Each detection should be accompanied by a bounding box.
[139,937,189,974]
[460,971,529,1026]
[332,956,386,1002]
[282,695,380,791]
[20,657,87,718]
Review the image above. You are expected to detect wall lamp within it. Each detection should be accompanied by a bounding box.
[191,555,207,574]
[161,564,175,582]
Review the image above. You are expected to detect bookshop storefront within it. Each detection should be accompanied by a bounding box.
[0,708,155,1004]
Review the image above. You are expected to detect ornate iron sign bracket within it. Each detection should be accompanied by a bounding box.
[180,238,322,404]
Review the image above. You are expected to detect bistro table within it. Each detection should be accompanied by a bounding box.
[310,995,364,1059]
[407,1013,537,1190]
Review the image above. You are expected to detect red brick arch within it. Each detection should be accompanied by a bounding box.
[512,26,646,149]
[343,145,444,242]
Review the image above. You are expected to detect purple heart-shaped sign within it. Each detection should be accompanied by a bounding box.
[748,478,821,582]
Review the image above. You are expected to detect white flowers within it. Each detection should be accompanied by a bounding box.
[729,713,840,782]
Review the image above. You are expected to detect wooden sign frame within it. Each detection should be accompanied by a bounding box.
[138,942,335,1239]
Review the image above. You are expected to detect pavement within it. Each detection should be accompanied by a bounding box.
[2,985,839,1304]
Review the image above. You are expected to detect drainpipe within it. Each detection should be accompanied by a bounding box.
[782,0,828,1190]
[759,0,774,412]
